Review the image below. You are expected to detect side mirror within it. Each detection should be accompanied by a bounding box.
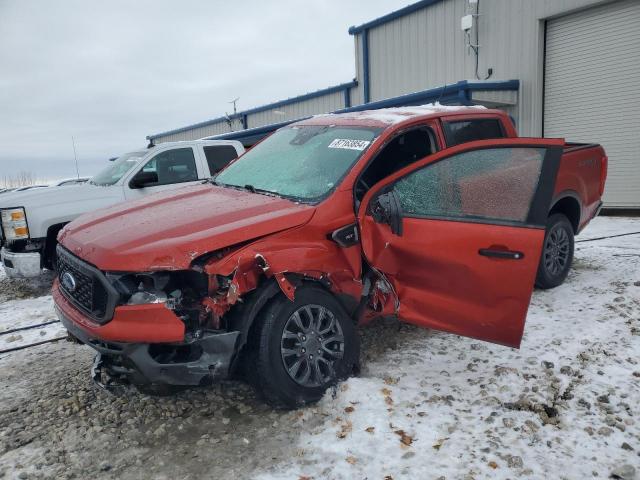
[130,171,159,189]
[369,190,403,236]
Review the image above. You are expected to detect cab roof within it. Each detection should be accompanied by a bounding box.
[297,104,495,129]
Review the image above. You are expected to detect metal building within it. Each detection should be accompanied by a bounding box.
[147,0,639,208]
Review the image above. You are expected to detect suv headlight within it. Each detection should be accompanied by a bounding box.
[0,208,29,240]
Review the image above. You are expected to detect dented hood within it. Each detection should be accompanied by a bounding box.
[58,184,316,272]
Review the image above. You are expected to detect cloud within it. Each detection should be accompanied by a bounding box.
[0,0,410,180]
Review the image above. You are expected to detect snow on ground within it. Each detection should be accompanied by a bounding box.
[255,217,640,480]
[0,267,64,351]
[0,216,638,479]
[0,295,65,348]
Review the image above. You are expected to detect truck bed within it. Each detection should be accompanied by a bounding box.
[555,142,607,232]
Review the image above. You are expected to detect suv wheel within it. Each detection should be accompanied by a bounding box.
[535,213,574,289]
[251,285,359,408]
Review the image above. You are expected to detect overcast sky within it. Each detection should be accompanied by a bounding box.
[0,0,412,181]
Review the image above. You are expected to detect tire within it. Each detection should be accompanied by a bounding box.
[44,244,57,272]
[535,213,574,289]
[250,285,359,409]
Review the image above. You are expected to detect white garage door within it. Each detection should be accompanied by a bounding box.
[544,0,640,208]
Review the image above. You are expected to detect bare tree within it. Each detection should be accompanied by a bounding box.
[1,171,39,188]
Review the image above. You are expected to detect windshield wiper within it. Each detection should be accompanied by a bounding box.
[236,184,281,197]
[208,179,290,200]
[208,179,263,194]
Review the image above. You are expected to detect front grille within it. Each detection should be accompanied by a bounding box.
[56,246,117,323]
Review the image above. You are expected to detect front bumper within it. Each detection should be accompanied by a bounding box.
[1,247,41,278]
[54,280,241,388]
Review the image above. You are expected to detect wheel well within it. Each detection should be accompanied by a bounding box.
[549,197,580,233]
[44,223,67,268]
[227,279,281,369]
[228,276,357,374]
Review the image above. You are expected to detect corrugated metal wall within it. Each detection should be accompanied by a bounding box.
[152,89,351,144]
[471,90,518,123]
[247,90,345,128]
[544,0,640,207]
[360,0,614,136]
[366,0,471,101]
[155,120,242,143]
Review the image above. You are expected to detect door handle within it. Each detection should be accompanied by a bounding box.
[478,248,525,260]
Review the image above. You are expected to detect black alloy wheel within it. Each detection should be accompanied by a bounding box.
[250,285,359,408]
[280,304,344,388]
[535,213,574,289]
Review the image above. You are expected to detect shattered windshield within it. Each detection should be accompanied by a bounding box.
[90,151,148,186]
[214,125,380,202]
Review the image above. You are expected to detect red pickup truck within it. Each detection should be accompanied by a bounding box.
[53,106,607,407]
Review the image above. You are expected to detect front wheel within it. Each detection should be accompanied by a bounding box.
[251,285,359,409]
[535,213,575,289]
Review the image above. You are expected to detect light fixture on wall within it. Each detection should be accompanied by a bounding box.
[461,14,473,32]
[462,0,493,80]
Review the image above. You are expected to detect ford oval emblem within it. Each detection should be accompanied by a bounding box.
[61,272,77,292]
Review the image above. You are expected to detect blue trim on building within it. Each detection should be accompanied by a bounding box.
[335,80,519,113]
[348,0,445,35]
[343,87,351,109]
[208,80,520,146]
[458,86,472,105]
[206,119,299,147]
[147,80,358,140]
[362,29,371,103]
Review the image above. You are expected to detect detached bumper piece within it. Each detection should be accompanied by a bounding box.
[58,307,241,390]
[1,247,41,278]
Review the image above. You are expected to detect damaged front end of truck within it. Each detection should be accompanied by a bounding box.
[52,120,399,399]
[56,232,396,394]
[55,244,241,392]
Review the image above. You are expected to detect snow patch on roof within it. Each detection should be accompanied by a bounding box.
[318,103,487,125]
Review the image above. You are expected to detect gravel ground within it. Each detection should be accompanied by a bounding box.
[0,217,638,479]
[0,270,54,304]
[0,319,415,480]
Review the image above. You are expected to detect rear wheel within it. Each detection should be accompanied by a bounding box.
[535,213,574,289]
[250,285,359,409]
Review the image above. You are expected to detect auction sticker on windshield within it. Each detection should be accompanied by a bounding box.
[328,139,371,151]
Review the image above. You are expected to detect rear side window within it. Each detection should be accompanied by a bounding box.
[203,145,239,174]
[443,119,505,147]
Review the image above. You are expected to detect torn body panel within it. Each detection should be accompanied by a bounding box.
[196,193,367,323]
[200,238,365,321]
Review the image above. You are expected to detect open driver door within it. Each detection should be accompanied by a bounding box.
[357,138,564,348]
